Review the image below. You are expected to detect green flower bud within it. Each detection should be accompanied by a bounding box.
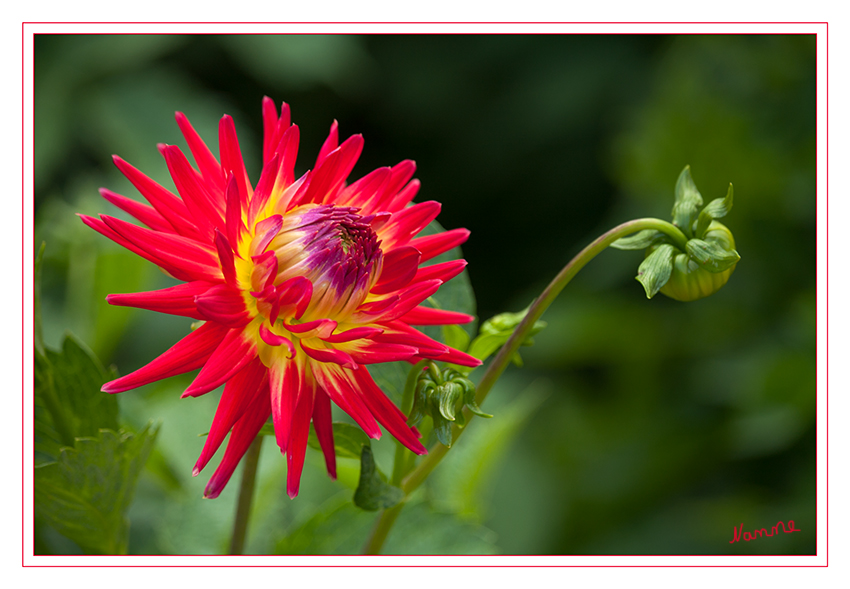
[612,166,740,302]
[408,363,491,447]
[657,221,737,301]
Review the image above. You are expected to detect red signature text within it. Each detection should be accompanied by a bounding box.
[729,520,801,543]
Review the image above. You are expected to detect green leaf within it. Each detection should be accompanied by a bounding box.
[43,335,120,439]
[696,183,734,238]
[442,323,470,353]
[306,422,372,460]
[353,445,404,511]
[685,238,741,273]
[672,166,703,236]
[467,333,510,362]
[636,244,677,299]
[34,424,159,554]
[609,229,663,250]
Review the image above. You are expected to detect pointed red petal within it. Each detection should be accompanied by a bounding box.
[269,359,301,453]
[194,357,268,475]
[311,365,380,438]
[372,245,420,295]
[112,155,202,239]
[219,114,253,204]
[102,322,229,393]
[381,201,441,246]
[194,283,250,328]
[286,379,316,498]
[99,214,223,282]
[351,368,426,454]
[182,327,257,397]
[106,281,212,320]
[175,111,226,190]
[409,228,470,263]
[311,386,337,479]
[203,391,270,499]
[400,306,475,325]
[412,259,468,284]
[161,144,223,238]
[99,188,174,234]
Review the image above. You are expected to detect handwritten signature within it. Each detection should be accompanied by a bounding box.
[729,520,801,543]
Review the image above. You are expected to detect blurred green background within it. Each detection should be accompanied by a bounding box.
[34,34,816,555]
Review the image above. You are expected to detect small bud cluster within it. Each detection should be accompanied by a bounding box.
[408,363,491,447]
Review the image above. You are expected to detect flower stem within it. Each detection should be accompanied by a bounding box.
[362,217,685,554]
[228,435,263,555]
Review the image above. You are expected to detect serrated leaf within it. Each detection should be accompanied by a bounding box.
[353,445,404,511]
[696,183,734,238]
[34,424,159,554]
[307,422,372,460]
[672,166,703,236]
[685,238,741,273]
[636,244,677,299]
[609,230,663,250]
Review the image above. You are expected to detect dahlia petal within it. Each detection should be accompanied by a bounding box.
[270,125,301,211]
[372,245,421,295]
[262,97,291,165]
[316,120,339,163]
[259,323,296,357]
[99,188,174,234]
[252,214,283,256]
[301,342,359,370]
[249,251,278,292]
[175,111,226,190]
[311,365,381,438]
[98,215,223,282]
[284,318,337,339]
[373,322,450,357]
[106,281,212,320]
[381,201,441,245]
[111,155,202,239]
[248,153,281,226]
[101,321,229,393]
[400,306,476,325]
[373,160,417,212]
[344,341,419,364]
[423,346,482,368]
[161,144,224,237]
[413,259,468,284]
[286,379,316,498]
[336,166,391,212]
[225,174,248,252]
[214,230,238,286]
[311,387,337,479]
[182,327,257,397]
[276,276,313,320]
[387,179,422,212]
[350,368,427,454]
[321,326,383,344]
[203,391,270,499]
[409,228,471,263]
[193,357,268,475]
[374,279,443,322]
[219,114,253,204]
[268,356,303,453]
[303,135,364,205]
[80,214,188,280]
[194,283,250,328]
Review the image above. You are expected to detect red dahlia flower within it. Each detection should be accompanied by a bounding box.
[81,97,480,498]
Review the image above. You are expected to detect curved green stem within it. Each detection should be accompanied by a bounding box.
[363,217,685,554]
[228,435,263,555]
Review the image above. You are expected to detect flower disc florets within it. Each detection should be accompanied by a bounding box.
[81,97,481,498]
